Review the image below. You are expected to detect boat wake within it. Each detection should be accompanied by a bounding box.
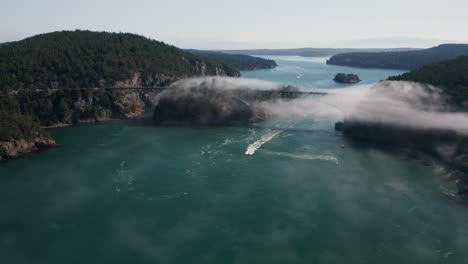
[114,160,135,192]
[245,131,282,155]
[262,150,338,163]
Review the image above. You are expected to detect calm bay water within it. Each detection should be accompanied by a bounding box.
[1,57,467,263]
[241,56,405,89]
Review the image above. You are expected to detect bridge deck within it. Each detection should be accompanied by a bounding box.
[102,87,327,96]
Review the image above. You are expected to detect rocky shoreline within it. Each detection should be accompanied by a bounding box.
[0,137,56,161]
[404,149,468,197]
[1,89,162,162]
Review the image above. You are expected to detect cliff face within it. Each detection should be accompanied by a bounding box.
[13,89,163,128]
[0,137,56,161]
[110,90,161,118]
[1,89,161,161]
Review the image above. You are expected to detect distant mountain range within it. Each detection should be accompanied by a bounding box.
[186,49,277,70]
[216,48,420,57]
[327,44,468,70]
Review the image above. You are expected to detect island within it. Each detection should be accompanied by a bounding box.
[326,44,468,70]
[333,73,361,83]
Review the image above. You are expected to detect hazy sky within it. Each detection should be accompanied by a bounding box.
[2,0,467,49]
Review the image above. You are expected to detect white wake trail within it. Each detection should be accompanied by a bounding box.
[262,150,338,163]
[245,131,282,155]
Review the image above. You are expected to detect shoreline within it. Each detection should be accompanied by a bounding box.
[42,117,130,130]
[2,112,154,162]
[341,133,468,199]
[0,137,57,162]
[404,149,468,197]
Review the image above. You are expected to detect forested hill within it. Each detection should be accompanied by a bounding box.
[388,55,468,107]
[326,44,468,70]
[0,30,239,91]
[186,50,277,70]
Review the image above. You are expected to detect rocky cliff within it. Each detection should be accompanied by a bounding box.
[12,89,163,128]
[72,89,161,122]
[0,137,56,161]
[1,89,161,161]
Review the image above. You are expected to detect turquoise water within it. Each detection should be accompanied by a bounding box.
[241,56,406,89]
[1,57,467,263]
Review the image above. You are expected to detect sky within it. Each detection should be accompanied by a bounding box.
[2,0,468,49]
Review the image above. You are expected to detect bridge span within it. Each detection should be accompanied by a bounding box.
[102,87,327,99]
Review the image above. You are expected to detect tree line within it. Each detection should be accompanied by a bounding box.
[0,30,244,141]
[187,50,277,70]
[327,44,468,70]
[389,55,468,108]
[0,30,239,91]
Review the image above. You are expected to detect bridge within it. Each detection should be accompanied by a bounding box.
[102,87,327,99]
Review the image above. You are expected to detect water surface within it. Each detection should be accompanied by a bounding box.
[1,57,467,263]
[241,55,406,89]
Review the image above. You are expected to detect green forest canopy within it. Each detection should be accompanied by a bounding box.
[388,55,468,107]
[0,30,239,91]
[327,44,468,70]
[0,30,243,142]
[0,91,47,141]
[186,50,277,70]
